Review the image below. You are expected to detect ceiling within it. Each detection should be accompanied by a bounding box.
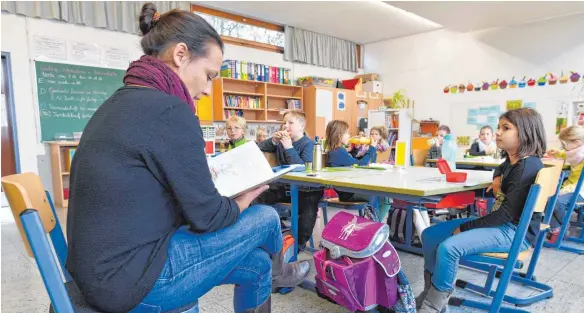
[197,1,584,44]
[197,1,442,44]
[386,1,584,33]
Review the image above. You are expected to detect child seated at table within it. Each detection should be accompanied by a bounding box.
[417,108,545,313]
[325,120,376,202]
[255,110,324,251]
[545,125,584,243]
[255,126,268,144]
[226,116,248,150]
[426,125,451,160]
[469,125,497,156]
[354,126,390,162]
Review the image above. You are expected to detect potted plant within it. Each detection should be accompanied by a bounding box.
[388,89,409,108]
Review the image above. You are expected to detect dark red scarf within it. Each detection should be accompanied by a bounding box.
[123,55,196,113]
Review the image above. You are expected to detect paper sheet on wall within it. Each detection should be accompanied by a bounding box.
[490,105,500,115]
[316,88,333,125]
[70,41,101,64]
[105,47,130,68]
[468,108,479,117]
[479,107,490,115]
[467,116,477,125]
[506,100,523,111]
[487,116,498,124]
[556,100,569,134]
[524,102,536,110]
[34,36,67,60]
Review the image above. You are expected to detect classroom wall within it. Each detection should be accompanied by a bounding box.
[1,13,359,196]
[364,13,584,148]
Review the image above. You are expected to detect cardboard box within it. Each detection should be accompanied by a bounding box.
[363,81,383,94]
[355,73,379,83]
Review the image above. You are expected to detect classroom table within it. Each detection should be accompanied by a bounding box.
[426,157,571,170]
[426,157,504,170]
[279,166,494,259]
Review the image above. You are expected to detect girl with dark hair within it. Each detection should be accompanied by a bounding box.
[417,108,545,313]
[65,4,308,313]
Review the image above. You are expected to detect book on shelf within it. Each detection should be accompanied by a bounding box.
[286,99,301,110]
[223,95,261,109]
[221,59,292,84]
[208,141,302,198]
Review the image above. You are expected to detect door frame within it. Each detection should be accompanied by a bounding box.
[1,51,21,174]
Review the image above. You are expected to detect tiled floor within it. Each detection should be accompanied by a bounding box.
[1,206,583,313]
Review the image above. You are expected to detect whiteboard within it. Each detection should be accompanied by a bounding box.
[448,84,582,149]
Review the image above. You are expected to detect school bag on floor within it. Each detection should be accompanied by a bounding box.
[314,211,404,313]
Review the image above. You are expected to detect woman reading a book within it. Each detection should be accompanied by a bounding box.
[64,4,308,313]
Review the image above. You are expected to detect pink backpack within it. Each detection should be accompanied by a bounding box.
[314,211,401,312]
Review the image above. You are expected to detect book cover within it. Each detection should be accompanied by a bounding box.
[208,142,301,198]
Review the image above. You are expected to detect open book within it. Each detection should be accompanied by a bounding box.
[208,141,303,198]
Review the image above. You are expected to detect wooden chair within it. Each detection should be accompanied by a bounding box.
[412,149,428,167]
[1,173,197,313]
[452,165,559,312]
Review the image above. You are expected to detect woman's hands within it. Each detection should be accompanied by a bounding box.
[234,185,269,212]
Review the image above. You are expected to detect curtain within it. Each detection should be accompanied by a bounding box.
[284,26,357,72]
[1,1,190,35]
[1,1,60,20]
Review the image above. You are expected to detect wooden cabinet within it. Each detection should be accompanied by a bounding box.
[303,86,383,139]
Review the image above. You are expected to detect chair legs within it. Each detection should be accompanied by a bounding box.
[544,201,584,255]
[456,265,553,312]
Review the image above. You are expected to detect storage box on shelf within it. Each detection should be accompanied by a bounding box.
[48,141,78,207]
[212,78,303,123]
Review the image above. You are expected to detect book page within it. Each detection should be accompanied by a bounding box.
[207,141,275,198]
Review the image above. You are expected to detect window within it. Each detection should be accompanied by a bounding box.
[191,4,285,53]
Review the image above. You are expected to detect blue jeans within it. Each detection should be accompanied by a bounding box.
[551,193,583,229]
[421,218,530,292]
[129,205,283,313]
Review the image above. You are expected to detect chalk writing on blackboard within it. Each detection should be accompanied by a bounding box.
[35,61,126,141]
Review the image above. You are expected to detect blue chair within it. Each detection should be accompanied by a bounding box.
[1,173,196,313]
[461,159,565,273]
[544,166,584,254]
[450,166,557,313]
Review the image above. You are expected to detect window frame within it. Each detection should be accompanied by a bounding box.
[191,4,285,54]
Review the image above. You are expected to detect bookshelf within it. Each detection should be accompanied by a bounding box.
[48,141,79,207]
[367,108,413,165]
[212,78,303,123]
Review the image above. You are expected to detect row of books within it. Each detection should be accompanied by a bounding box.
[224,95,261,109]
[224,109,245,118]
[221,60,292,85]
[385,113,399,128]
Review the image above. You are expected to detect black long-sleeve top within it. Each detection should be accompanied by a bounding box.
[459,156,543,245]
[66,86,239,312]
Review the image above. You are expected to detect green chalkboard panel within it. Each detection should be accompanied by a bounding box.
[35,61,126,141]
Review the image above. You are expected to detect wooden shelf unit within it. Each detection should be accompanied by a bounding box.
[213,78,303,123]
[48,141,79,207]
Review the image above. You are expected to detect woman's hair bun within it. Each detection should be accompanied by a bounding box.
[139,3,158,36]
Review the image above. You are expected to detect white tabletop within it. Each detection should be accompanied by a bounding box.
[282,166,494,197]
[426,157,504,167]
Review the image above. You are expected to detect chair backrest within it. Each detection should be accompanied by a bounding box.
[376,150,391,163]
[533,165,561,213]
[1,173,57,257]
[412,149,428,166]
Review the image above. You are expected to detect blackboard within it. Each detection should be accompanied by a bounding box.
[35,61,126,141]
